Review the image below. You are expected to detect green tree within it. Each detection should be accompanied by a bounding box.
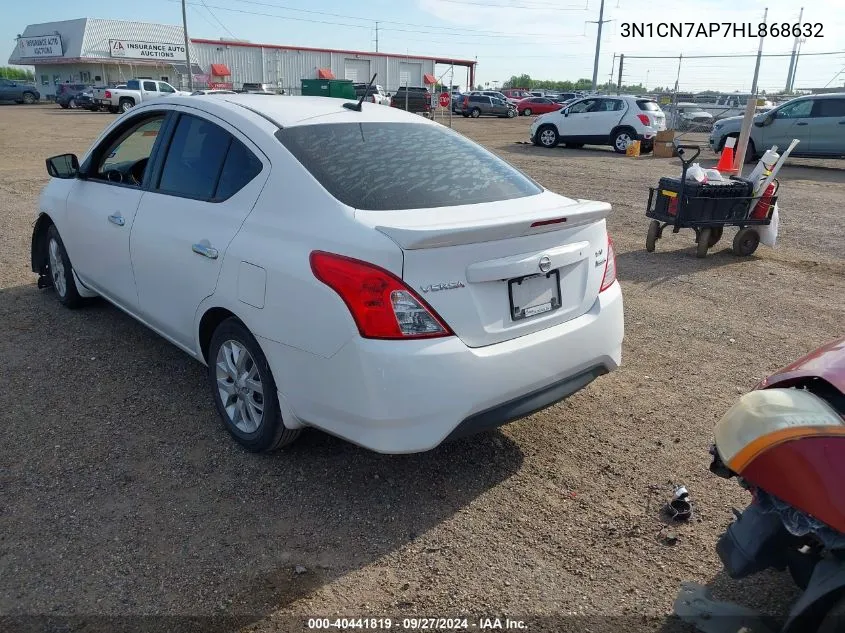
[503,74,532,89]
[0,66,35,80]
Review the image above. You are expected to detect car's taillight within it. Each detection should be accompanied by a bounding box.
[104,90,112,99]
[463,97,468,106]
[310,251,453,340]
[600,236,617,292]
[636,113,650,126]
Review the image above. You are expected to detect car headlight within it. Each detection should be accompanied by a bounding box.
[713,122,723,130]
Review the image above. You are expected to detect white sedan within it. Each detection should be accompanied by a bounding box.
[34,94,624,454]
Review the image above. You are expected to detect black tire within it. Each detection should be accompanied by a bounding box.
[22,92,37,104]
[208,318,300,453]
[612,128,636,154]
[565,142,584,149]
[732,227,760,256]
[68,98,77,109]
[536,125,559,148]
[45,225,84,309]
[707,226,723,247]
[506,108,516,118]
[119,98,134,113]
[523,108,532,116]
[470,108,481,118]
[59,103,69,109]
[646,220,660,252]
[696,228,711,258]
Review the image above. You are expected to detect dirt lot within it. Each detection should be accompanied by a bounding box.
[1,105,843,632]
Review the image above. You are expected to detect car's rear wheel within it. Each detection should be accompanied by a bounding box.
[506,108,516,118]
[537,125,559,148]
[470,108,481,118]
[68,98,78,109]
[612,128,636,154]
[523,108,532,116]
[208,318,300,452]
[22,92,36,105]
[119,98,134,113]
[46,225,84,309]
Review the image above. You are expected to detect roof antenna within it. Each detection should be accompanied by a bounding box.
[344,73,377,112]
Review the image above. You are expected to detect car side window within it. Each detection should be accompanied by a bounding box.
[568,99,596,114]
[215,139,263,200]
[776,100,813,119]
[158,114,231,200]
[815,99,845,117]
[143,81,157,91]
[95,114,166,187]
[159,82,175,94]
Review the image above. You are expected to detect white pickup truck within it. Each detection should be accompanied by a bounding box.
[92,79,187,113]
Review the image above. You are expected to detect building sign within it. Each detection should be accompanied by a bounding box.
[109,40,187,61]
[17,35,63,58]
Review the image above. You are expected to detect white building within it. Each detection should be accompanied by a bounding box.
[8,18,476,98]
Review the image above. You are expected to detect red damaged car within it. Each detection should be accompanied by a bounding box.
[516,96,563,117]
[676,336,845,633]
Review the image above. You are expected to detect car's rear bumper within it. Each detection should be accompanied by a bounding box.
[259,281,624,453]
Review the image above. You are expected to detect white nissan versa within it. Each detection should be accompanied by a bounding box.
[33,95,624,454]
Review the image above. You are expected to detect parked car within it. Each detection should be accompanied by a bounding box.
[468,90,515,105]
[55,84,90,109]
[0,79,40,104]
[33,95,623,454]
[241,83,276,94]
[353,83,389,105]
[190,89,238,96]
[461,94,516,118]
[390,87,431,115]
[502,88,531,102]
[667,102,714,131]
[92,79,187,113]
[74,90,97,111]
[530,95,666,153]
[517,97,563,117]
[709,93,845,162]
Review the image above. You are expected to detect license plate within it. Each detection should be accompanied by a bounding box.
[508,271,561,321]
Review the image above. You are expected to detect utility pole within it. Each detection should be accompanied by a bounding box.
[375,22,379,52]
[790,38,806,92]
[588,0,610,92]
[784,7,803,92]
[750,7,768,95]
[181,0,194,91]
[616,53,624,95]
[608,53,616,93]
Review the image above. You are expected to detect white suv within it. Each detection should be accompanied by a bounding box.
[530,95,666,153]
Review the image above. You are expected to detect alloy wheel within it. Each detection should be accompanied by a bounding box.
[215,340,265,434]
[48,237,67,298]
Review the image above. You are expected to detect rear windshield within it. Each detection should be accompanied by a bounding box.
[276,122,542,211]
[637,100,661,111]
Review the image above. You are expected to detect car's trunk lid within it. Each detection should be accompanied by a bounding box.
[355,192,612,348]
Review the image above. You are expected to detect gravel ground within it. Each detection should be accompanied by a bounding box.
[1,105,843,633]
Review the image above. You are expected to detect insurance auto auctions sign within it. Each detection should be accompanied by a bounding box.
[17,35,63,58]
[109,40,187,61]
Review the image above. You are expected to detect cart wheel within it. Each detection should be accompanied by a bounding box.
[646,220,660,252]
[707,227,723,248]
[696,228,711,258]
[732,227,760,256]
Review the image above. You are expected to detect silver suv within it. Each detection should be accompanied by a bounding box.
[709,93,845,162]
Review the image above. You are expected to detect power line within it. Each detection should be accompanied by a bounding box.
[200,0,239,40]
[225,0,578,37]
[621,50,845,59]
[434,0,587,9]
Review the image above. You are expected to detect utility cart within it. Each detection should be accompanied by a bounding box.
[645,145,777,258]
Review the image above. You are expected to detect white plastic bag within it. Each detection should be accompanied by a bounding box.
[686,163,707,183]
[758,203,779,248]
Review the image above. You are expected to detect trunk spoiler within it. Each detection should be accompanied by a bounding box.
[362,199,611,250]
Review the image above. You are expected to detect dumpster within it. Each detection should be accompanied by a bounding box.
[301,79,356,99]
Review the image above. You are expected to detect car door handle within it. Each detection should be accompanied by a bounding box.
[107,213,125,226]
[796,122,808,126]
[192,242,219,259]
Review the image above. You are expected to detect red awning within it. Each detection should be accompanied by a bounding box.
[423,73,437,85]
[317,68,336,79]
[210,63,231,76]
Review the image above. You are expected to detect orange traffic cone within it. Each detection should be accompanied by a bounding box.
[716,136,738,175]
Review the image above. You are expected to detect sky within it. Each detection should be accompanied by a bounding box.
[5,0,845,92]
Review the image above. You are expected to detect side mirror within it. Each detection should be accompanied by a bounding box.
[46,153,79,179]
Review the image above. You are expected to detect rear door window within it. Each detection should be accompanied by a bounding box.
[157,114,232,199]
[143,81,157,91]
[276,122,542,210]
[814,99,845,117]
